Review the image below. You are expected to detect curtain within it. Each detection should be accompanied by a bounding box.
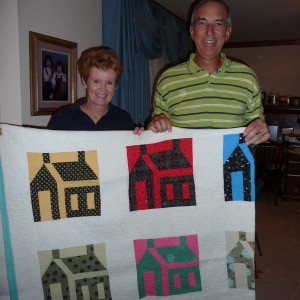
[149,47,169,120]
[102,0,193,126]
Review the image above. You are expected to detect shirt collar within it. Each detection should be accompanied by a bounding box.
[187,52,229,74]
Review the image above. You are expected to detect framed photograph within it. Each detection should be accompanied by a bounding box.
[29,31,77,115]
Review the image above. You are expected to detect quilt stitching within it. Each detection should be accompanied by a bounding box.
[0,125,255,300]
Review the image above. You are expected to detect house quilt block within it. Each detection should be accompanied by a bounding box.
[134,234,201,298]
[28,150,100,222]
[0,124,255,299]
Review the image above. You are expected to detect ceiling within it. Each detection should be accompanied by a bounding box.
[153,0,300,44]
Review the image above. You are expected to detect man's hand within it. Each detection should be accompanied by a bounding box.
[243,118,270,145]
[147,114,172,133]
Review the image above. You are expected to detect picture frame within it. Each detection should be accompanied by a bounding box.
[29,31,77,115]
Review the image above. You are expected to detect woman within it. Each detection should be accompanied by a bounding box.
[48,46,143,134]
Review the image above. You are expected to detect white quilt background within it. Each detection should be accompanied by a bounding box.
[0,124,255,300]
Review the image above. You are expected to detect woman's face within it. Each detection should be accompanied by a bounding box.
[83,66,117,108]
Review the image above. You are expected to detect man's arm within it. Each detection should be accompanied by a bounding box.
[147,115,270,145]
[148,71,173,133]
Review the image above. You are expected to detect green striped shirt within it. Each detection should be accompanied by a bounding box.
[152,53,265,129]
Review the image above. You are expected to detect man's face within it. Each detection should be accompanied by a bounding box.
[190,1,232,61]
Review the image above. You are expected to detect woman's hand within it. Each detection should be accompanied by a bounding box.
[133,126,144,135]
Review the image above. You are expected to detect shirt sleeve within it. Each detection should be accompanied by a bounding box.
[244,82,265,125]
[151,74,171,119]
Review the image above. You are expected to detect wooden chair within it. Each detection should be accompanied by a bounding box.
[282,150,300,201]
[255,140,284,206]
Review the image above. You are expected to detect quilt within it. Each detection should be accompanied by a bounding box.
[0,124,256,300]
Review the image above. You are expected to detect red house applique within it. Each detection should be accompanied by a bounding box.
[127,138,196,211]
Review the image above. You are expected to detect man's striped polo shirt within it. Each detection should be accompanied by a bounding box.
[152,53,265,129]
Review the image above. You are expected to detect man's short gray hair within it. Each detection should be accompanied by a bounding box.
[190,0,232,27]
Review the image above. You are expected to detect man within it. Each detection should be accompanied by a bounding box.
[147,0,270,145]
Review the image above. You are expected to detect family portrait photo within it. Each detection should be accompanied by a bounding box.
[30,31,77,115]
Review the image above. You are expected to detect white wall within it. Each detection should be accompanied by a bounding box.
[0,0,23,125]
[224,45,300,97]
[0,0,102,127]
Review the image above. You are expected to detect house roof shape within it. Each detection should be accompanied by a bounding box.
[52,161,97,181]
[50,151,98,181]
[60,251,106,274]
[154,245,198,263]
[149,150,192,171]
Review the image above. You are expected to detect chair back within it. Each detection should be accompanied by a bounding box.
[255,140,284,176]
[282,150,300,200]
